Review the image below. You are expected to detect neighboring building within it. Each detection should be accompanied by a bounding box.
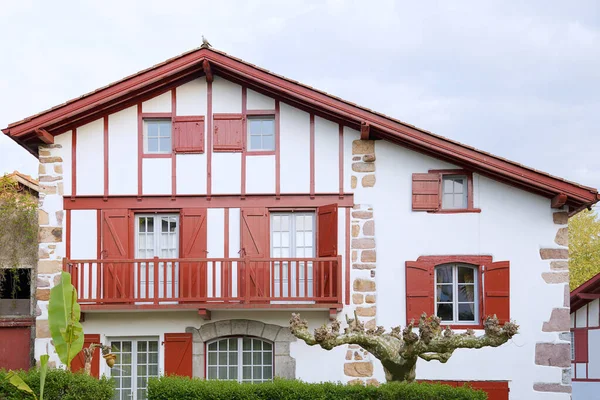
[3,46,599,399]
[0,171,39,370]
[571,272,600,399]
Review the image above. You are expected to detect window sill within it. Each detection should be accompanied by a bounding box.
[246,150,276,156]
[428,208,482,214]
[142,153,172,158]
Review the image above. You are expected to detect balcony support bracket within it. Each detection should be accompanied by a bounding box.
[198,308,212,320]
[329,308,338,321]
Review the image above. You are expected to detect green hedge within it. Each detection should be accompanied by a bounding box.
[0,369,114,400]
[148,377,487,400]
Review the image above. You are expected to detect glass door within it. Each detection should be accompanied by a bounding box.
[135,214,179,301]
[110,337,159,400]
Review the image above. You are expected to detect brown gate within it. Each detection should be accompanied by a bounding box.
[0,324,31,370]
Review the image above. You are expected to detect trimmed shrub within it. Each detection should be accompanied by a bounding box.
[0,368,114,400]
[148,377,487,400]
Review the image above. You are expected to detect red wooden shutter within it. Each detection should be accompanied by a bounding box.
[412,173,440,211]
[174,117,204,153]
[574,329,589,363]
[164,333,193,377]
[101,209,132,302]
[213,114,243,151]
[180,209,207,300]
[71,334,101,378]
[461,382,509,400]
[241,208,269,299]
[317,204,338,299]
[483,261,510,324]
[405,261,434,324]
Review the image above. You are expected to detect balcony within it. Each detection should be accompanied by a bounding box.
[63,257,342,314]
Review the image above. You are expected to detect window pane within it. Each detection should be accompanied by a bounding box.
[147,138,158,152]
[229,352,237,365]
[262,134,274,150]
[453,178,464,193]
[249,119,261,134]
[229,338,237,351]
[250,135,262,150]
[208,367,217,379]
[159,122,171,136]
[219,352,227,364]
[253,339,262,350]
[263,342,272,351]
[243,352,251,364]
[208,352,217,365]
[436,265,452,283]
[458,303,475,321]
[243,338,251,350]
[454,193,465,208]
[243,366,251,379]
[437,303,453,321]
[159,137,171,152]
[148,123,159,137]
[218,367,228,379]
[443,179,454,193]
[264,366,273,379]
[436,285,453,302]
[458,285,475,302]
[208,342,217,351]
[262,120,275,135]
[458,267,474,283]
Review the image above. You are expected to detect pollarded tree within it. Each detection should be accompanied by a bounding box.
[290,312,518,382]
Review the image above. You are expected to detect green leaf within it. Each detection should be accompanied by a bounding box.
[48,272,84,369]
[5,371,37,400]
[39,354,49,400]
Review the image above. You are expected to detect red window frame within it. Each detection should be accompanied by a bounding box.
[428,169,480,214]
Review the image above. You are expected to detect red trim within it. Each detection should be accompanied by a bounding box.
[35,128,54,144]
[0,318,35,327]
[571,272,600,312]
[142,153,171,159]
[71,128,77,198]
[275,100,281,198]
[224,208,230,257]
[246,150,276,156]
[66,209,71,259]
[103,117,109,200]
[345,207,350,305]
[171,89,177,199]
[426,169,481,213]
[77,302,342,312]
[63,194,354,210]
[97,210,101,258]
[137,104,142,198]
[246,109,276,116]
[360,122,370,140]
[338,124,344,198]
[241,87,247,197]
[309,114,315,198]
[141,112,171,119]
[206,80,212,199]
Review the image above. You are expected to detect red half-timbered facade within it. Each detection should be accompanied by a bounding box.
[4,45,599,399]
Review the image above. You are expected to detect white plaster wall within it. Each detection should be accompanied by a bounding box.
[343,127,360,192]
[142,158,171,194]
[576,306,587,328]
[362,140,569,398]
[573,382,600,400]
[71,210,97,259]
[212,76,241,113]
[176,78,207,116]
[212,153,241,194]
[76,119,103,195]
[589,329,600,379]
[246,155,275,194]
[589,299,599,327]
[279,103,310,193]
[229,208,241,257]
[337,207,347,308]
[54,130,72,196]
[108,106,137,195]
[314,116,339,193]
[247,89,275,110]
[176,154,207,195]
[142,91,171,113]
[207,208,225,259]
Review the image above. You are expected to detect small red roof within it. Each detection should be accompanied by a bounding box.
[5,171,39,193]
[3,46,598,211]
[571,272,600,312]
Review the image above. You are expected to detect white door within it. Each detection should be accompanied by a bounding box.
[110,337,160,400]
[135,214,179,300]
[270,212,315,298]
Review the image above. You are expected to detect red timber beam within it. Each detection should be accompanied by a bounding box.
[34,128,54,144]
[360,122,370,140]
[551,193,568,208]
[202,60,213,83]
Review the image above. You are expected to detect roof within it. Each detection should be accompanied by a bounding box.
[5,171,39,193]
[571,272,600,313]
[3,46,599,212]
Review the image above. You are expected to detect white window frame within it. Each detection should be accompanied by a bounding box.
[206,337,274,383]
[134,213,179,300]
[108,336,160,400]
[441,174,468,210]
[143,118,172,154]
[247,116,275,152]
[434,263,479,324]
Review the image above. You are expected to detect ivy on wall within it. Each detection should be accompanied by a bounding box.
[0,175,37,299]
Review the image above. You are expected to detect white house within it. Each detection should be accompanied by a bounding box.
[571,272,600,399]
[4,45,598,400]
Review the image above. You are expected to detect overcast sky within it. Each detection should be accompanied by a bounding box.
[1,1,598,190]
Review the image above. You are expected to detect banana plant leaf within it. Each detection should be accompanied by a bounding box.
[5,371,37,400]
[48,272,84,369]
[39,354,49,400]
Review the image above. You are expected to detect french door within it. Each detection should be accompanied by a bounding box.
[110,337,159,400]
[270,212,315,298]
[135,214,179,300]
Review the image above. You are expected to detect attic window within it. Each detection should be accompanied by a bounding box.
[248,116,275,152]
[144,119,172,154]
[442,175,468,210]
[411,170,480,213]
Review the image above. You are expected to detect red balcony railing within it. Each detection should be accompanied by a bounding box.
[63,257,342,310]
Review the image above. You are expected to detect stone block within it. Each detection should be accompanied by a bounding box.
[275,327,296,342]
[365,295,376,304]
[353,263,376,270]
[535,343,570,367]
[215,320,232,337]
[542,272,569,284]
[539,248,568,260]
[351,176,357,189]
[39,185,56,195]
[39,176,61,182]
[554,227,568,246]
[353,279,375,292]
[248,321,265,337]
[362,154,376,163]
[38,260,62,274]
[347,379,364,385]
[542,308,570,332]
[274,355,295,379]
[352,162,375,173]
[362,175,376,187]
[352,140,374,155]
[352,294,364,304]
[553,212,568,225]
[262,324,281,341]
[352,211,373,219]
[351,224,360,238]
[352,251,358,262]
[274,341,290,356]
[361,250,376,262]
[39,247,50,259]
[362,221,374,236]
[39,210,49,225]
[231,320,249,336]
[351,239,375,249]
[199,323,217,342]
[40,156,63,164]
[365,319,376,330]
[550,261,568,271]
[37,277,49,288]
[366,378,380,386]
[533,383,571,393]
[344,362,373,377]
[345,350,352,360]
[54,164,63,174]
[39,227,62,243]
[356,306,376,317]
[56,211,64,225]
[36,289,51,301]
[36,320,51,338]
[562,368,571,384]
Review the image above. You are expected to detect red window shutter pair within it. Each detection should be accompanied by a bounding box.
[405,260,510,325]
[164,333,193,377]
[179,209,208,300]
[214,114,243,151]
[71,334,101,378]
[101,210,132,302]
[574,329,589,363]
[412,173,441,211]
[174,117,204,153]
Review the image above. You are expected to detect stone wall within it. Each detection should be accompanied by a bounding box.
[534,209,571,394]
[35,144,65,365]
